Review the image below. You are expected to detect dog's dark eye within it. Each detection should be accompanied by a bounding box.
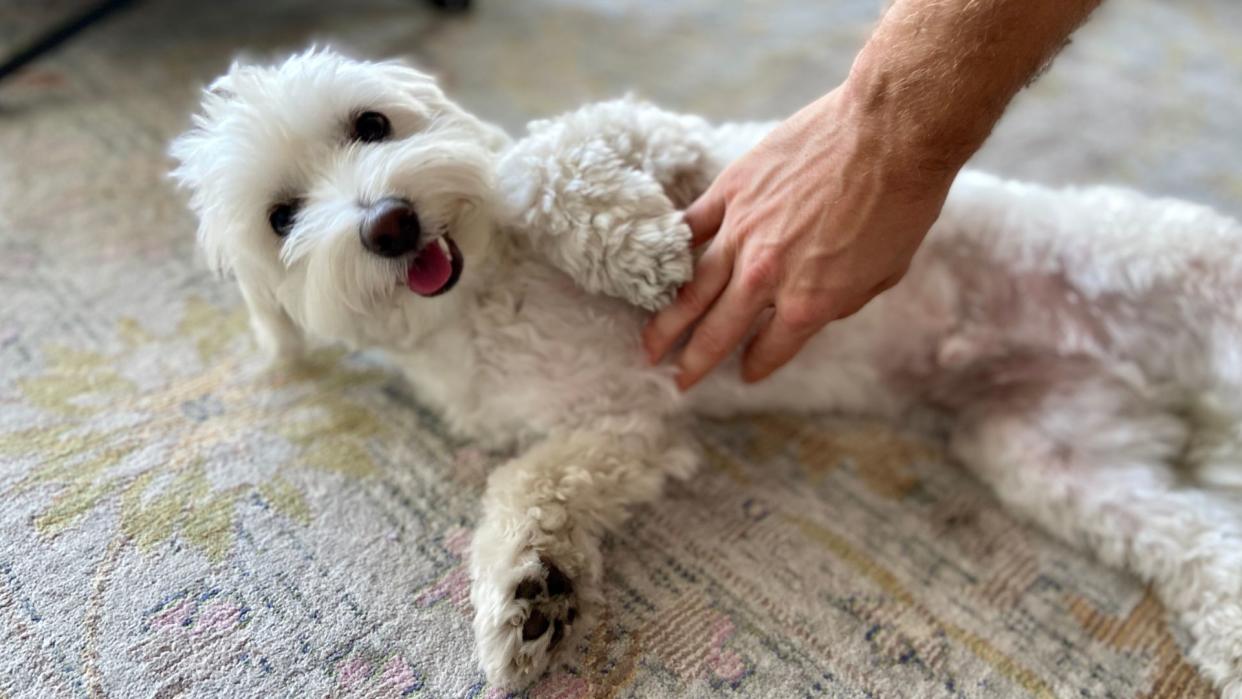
[268,201,300,237]
[351,111,391,143]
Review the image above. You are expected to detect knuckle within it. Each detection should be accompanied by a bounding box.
[779,296,827,334]
[737,248,780,294]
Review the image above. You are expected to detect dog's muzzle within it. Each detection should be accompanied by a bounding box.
[360,197,464,297]
[360,197,421,258]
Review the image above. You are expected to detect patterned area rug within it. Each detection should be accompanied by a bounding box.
[2,1,1240,697]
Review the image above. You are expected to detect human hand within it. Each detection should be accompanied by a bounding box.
[642,88,958,390]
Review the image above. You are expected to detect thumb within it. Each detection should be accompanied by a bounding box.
[683,186,726,247]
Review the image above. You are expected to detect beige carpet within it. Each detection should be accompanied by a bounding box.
[1,1,1240,697]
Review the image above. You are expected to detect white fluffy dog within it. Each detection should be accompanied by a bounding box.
[171,49,1242,693]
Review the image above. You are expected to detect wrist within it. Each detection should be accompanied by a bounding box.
[839,50,978,188]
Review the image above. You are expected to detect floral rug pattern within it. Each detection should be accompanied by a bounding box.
[1,0,1239,696]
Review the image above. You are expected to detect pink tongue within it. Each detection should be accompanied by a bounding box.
[406,242,453,296]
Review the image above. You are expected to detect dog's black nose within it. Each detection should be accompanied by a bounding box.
[360,198,421,258]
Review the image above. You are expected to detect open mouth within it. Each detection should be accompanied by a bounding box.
[405,235,464,297]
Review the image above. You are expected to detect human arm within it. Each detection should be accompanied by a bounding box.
[643,0,1103,388]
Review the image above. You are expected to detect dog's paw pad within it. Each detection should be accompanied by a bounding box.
[511,556,578,652]
[515,578,542,600]
[545,560,572,596]
[473,545,595,688]
[522,609,550,640]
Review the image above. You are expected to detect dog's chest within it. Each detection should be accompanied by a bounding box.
[402,257,670,443]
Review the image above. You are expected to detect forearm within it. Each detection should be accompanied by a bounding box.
[844,0,1103,177]
[645,0,1104,386]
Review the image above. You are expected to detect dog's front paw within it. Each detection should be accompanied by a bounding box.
[513,556,579,653]
[612,212,693,312]
[472,550,588,689]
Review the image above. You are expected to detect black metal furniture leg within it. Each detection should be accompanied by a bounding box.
[0,0,468,86]
[0,0,139,84]
[426,0,471,12]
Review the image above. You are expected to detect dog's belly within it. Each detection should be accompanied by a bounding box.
[692,170,1242,419]
[411,170,1242,442]
[685,249,963,419]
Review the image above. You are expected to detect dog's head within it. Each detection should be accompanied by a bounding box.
[170,48,509,358]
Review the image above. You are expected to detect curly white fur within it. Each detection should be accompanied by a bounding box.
[171,48,1242,694]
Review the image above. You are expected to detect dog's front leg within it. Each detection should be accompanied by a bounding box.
[502,158,693,311]
[496,112,709,311]
[469,420,698,689]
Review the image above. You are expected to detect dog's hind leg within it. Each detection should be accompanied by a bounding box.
[949,365,1242,695]
[468,416,699,689]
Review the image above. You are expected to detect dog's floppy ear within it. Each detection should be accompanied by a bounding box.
[207,52,264,99]
[169,76,243,275]
[169,68,252,279]
[237,273,304,364]
[204,55,250,99]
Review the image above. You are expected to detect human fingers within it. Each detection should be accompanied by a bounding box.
[683,186,727,247]
[739,269,905,382]
[674,273,772,390]
[642,240,734,363]
[740,299,829,383]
